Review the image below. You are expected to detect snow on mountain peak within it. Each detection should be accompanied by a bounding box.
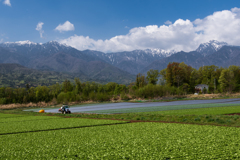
[196,40,228,53]
[144,48,176,57]
[16,40,37,45]
[3,40,38,46]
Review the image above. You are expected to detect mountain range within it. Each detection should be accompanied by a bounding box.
[0,39,240,86]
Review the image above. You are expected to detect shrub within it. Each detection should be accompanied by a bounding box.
[0,98,7,104]
[120,93,129,100]
[96,93,110,101]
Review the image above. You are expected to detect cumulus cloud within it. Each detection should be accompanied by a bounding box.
[59,7,240,53]
[55,21,75,32]
[35,22,44,38]
[3,0,11,6]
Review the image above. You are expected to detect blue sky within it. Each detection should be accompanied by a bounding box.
[1,0,240,52]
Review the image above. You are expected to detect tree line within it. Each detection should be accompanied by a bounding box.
[0,62,240,105]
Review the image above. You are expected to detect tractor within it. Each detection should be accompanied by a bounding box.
[58,105,71,114]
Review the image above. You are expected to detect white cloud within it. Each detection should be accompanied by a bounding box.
[3,0,11,6]
[164,20,172,25]
[55,21,75,32]
[59,7,240,53]
[35,22,44,38]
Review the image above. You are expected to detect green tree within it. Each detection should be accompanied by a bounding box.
[219,69,236,93]
[166,62,192,88]
[146,69,159,85]
[49,83,61,98]
[159,68,167,85]
[135,73,147,88]
[35,86,50,102]
[74,78,82,94]
[62,80,73,93]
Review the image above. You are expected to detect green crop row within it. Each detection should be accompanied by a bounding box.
[0,118,128,134]
[0,122,240,159]
[137,105,240,115]
[81,103,240,114]
[0,113,25,118]
[0,115,62,123]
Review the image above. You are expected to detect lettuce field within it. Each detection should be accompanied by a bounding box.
[1,113,240,159]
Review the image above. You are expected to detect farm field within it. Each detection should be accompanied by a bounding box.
[81,103,240,114]
[0,113,25,118]
[134,105,240,115]
[41,98,240,113]
[0,114,128,134]
[0,115,61,123]
[0,122,240,159]
[1,100,240,159]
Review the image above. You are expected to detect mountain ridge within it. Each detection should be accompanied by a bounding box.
[0,40,239,85]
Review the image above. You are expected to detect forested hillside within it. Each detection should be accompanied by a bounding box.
[0,42,135,84]
[1,62,240,105]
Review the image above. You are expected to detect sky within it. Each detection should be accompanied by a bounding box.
[1,0,240,52]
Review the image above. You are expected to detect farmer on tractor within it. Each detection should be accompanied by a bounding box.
[59,105,71,114]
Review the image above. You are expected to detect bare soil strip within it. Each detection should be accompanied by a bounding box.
[225,113,240,115]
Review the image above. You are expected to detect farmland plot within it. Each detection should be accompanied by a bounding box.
[0,115,62,123]
[0,118,128,134]
[135,105,240,115]
[0,122,240,159]
[81,103,240,114]
[0,113,25,118]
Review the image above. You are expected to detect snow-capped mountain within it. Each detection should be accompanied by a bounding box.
[196,40,228,56]
[143,48,176,57]
[0,40,73,58]
[0,40,135,84]
[1,39,238,77]
[83,48,176,74]
[4,40,37,45]
[2,40,38,47]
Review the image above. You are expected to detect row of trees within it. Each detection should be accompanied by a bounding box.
[139,62,240,94]
[1,62,240,104]
[0,78,129,104]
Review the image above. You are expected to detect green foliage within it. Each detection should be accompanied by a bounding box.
[35,86,51,102]
[135,73,147,88]
[134,84,178,99]
[2,63,240,105]
[0,98,7,104]
[62,80,73,93]
[0,114,126,134]
[1,121,240,159]
[203,87,207,94]
[57,92,76,103]
[166,62,193,88]
[120,93,129,100]
[160,63,240,94]
[146,69,159,85]
[219,68,236,93]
